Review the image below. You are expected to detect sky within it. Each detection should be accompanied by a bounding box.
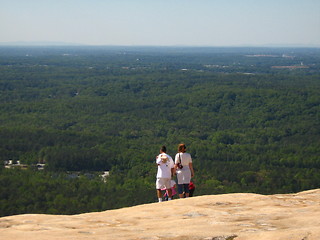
[1,0,320,47]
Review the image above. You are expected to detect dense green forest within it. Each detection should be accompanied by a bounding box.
[0,46,320,217]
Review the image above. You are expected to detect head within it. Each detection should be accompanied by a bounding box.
[160,145,167,153]
[178,143,186,153]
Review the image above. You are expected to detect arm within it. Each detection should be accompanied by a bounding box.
[174,154,179,171]
[189,162,194,178]
[169,157,176,176]
[171,167,175,176]
[156,155,162,165]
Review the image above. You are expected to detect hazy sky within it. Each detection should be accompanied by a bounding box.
[1,0,320,46]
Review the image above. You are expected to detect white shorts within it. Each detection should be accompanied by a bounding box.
[156,178,171,190]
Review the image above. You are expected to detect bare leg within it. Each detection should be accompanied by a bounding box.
[157,189,162,198]
[167,189,172,199]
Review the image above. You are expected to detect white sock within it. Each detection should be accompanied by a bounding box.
[158,198,162,202]
[168,198,172,201]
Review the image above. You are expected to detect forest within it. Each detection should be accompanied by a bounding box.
[0,46,320,217]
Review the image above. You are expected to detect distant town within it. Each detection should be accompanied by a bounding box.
[3,160,110,181]
[4,160,45,170]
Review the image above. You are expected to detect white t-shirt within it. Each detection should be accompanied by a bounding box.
[175,152,192,167]
[156,153,174,178]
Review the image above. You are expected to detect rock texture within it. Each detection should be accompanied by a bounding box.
[1,189,320,240]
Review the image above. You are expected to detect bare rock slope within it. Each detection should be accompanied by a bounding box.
[1,189,320,240]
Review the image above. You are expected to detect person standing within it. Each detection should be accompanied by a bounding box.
[174,143,194,198]
[188,181,195,197]
[156,146,174,202]
[162,179,177,201]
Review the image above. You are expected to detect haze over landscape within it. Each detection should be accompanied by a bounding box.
[1,0,320,47]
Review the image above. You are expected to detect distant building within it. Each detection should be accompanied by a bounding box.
[101,171,110,182]
[4,160,28,169]
[36,163,46,170]
[3,160,46,170]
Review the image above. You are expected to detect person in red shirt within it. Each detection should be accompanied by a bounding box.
[189,181,195,197]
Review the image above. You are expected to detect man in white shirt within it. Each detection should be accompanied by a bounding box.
[156,146,174,202]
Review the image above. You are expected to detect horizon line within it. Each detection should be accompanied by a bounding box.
[0,41,320,49]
